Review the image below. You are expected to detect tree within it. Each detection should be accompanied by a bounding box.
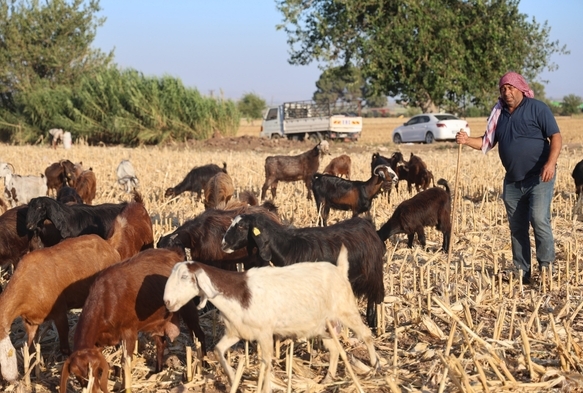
[237,93,266,119]
[0,0,112,101]
[313,66,387,108]
[561,94,582,116]
[276,0,568,113]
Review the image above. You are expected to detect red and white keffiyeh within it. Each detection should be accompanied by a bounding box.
[481,72,534,153]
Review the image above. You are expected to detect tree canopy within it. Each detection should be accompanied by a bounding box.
[238,93,266,119]
[0,0,112,100]
[0,0,240,145]
[277,0,568,112]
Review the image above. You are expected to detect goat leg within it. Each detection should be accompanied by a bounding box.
[214,334,240,386]
[321,337,340,383]
[153,335,167,373]
[366,302,378,330]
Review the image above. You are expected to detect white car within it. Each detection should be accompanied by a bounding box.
[392,113,470,144]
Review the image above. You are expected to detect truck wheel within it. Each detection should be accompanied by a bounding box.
[271,134,281,139]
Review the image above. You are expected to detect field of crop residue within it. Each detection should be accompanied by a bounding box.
[1,116,583,392]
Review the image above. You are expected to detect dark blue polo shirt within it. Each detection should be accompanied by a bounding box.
[494,97,559,182]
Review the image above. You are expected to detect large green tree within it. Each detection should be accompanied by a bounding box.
[313,66,387,108]
[277,0,568,112]
[561,94,582,116]
[0,0,112,101]
[238,93,266,119]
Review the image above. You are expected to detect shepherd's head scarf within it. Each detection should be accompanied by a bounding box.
[481,72,534,153]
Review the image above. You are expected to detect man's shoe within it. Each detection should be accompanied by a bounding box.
[521,270,531,285]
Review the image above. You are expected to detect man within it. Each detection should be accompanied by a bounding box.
[456,71,562,284]
[48,128,64,149]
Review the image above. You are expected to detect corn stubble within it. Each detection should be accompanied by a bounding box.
[1,117,583,392]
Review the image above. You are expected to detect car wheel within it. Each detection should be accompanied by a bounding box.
[424,132,434,144]
[393,134,402,144]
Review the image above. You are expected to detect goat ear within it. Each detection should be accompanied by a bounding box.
[197,296,208,310]
[251,228,272,262]
[194,270,219,300]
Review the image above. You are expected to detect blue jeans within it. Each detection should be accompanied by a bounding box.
[502,174,555,274]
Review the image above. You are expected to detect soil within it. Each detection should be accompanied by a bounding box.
[188,134,452,155]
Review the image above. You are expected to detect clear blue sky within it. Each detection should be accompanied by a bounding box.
[92,0,582,105]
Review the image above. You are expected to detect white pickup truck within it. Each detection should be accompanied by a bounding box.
[260,100,362,141]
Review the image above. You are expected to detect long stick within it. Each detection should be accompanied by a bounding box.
[446,142,463,280]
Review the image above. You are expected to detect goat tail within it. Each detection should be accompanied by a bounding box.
[131,190,144,204]
[222,162,228,172]
[336,244,350,279]
[437,178,450,194]
[107,215,127,251]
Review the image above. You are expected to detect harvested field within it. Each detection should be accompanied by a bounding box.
[1,116,583,392]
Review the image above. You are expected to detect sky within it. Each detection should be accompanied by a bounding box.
[92,0,583,106]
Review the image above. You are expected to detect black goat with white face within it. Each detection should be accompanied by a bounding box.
[311,165,397,226]
[221,213,386,329]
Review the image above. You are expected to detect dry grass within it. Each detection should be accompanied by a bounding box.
[1,117,583,392]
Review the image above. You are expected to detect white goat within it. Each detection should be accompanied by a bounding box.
[164,245,379,393]
[116,159,139,193]
[0,162,48,207]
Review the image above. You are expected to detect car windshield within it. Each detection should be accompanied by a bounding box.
[435,114,459,121]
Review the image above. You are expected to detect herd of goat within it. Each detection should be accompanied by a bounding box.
[0,140,582,393]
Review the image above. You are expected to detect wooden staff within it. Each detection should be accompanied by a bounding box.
[446,138,463,283]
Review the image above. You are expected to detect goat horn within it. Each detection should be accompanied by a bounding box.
[372,165,390,174]
[7,163,15,173]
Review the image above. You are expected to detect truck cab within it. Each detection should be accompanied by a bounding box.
[260,100,362,142]
[260,107,284,138]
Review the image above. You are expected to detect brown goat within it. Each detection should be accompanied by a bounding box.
[68,163,97,204]
[323,154,352,179]
[0,201,153,382]
[157,199,279,270]
[0,235,121,382]
[44,159,76,196]
[0,197,8,215]
[377,178,451,252]
[403,152,431,194]
[261,140,330,200]
[204,171,234,210]
[60,248,206,393]
[109,194,154,260]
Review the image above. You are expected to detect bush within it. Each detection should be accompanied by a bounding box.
[238,93,266,119]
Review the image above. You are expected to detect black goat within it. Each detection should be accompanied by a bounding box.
[371,152,404,199]
[377,178,451,252]
[157,199,279,270]
[165,163,227,199]
[221,214,386,328]
[261,140,330,200]
[312,165,397,226]
[573,159,583,199]
[0,205,61,270]
[25,195,135,239]
[56,185,84,205]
